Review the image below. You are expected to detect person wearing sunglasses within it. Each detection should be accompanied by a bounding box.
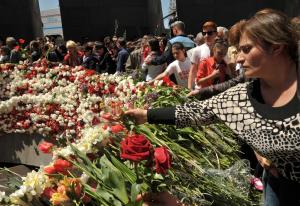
[188,21,218,90]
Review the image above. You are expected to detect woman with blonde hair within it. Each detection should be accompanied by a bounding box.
[64,40,82,67]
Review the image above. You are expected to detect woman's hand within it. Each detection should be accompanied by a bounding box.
[137,192,184,206]
[186,89,200,97]
[124,109,148,125]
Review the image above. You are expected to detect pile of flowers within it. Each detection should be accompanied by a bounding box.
[0,63,252,205]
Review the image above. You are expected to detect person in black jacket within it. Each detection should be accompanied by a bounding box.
[82,45,98,70]
[94,42,116,74]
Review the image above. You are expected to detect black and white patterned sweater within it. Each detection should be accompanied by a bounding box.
[148,80,300,183]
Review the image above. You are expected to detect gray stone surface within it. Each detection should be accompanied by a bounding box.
[0,133,52,167]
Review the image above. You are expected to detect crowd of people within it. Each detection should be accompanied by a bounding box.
[1,7,300,206]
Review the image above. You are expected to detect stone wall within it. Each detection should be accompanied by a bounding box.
[0,0,43,41]
[59,0,164,41]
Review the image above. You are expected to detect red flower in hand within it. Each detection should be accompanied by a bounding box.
[154,147,172,174]
[111,124,124,134]
[120,134,152,162]
[53,159,72,173]
[38,141,54,154]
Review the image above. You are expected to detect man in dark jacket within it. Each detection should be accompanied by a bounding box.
[115,37,129,73]
[149,21,195,66]
[94,42,116,74]
[82,45,98,70]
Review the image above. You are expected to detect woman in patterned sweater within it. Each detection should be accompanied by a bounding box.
[126,9,300,206]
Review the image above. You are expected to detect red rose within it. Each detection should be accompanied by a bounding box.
[38,141,54,154]
[120,134,152,162]
[44,165,57,174]
[111,124,124,134]
[154,147,172,174]
[53,159,72,173]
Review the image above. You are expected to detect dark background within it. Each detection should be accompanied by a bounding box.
[0,0,43,42]
[176,0,300,35]
[59,0,164,41]
[0,0,299,42]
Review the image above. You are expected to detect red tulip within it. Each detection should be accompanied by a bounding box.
[53,159,72,173]
[44,165,57,175]
[38,141,54,154]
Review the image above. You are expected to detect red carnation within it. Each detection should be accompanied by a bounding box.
[120,134,152,162]
[111,124,124,134]
[85,70,95,76]
[38,141,54,154]
[53,159,72,173]
[154,147,172,174]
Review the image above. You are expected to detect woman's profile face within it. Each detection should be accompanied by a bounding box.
[237,33,273,79]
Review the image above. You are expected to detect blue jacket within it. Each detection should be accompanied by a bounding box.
[116,48,129,72]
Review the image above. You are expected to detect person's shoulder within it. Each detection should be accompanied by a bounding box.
[199,43,209,50]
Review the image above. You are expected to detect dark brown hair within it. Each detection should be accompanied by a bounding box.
[242,8,298,63]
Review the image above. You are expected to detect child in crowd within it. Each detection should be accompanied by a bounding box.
[154,42,191,88]
[196,39,228,89]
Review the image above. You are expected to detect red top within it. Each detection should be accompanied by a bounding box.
[64,51,83,67]
[196,57,227,88]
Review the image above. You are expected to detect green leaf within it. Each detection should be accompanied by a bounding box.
[109,154,137,184]
[100,155,129,204]
[130,183,142,203]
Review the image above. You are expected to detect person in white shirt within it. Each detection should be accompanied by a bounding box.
[142,38,165,81]
[154,42,191,88]
[188,21,218,89]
